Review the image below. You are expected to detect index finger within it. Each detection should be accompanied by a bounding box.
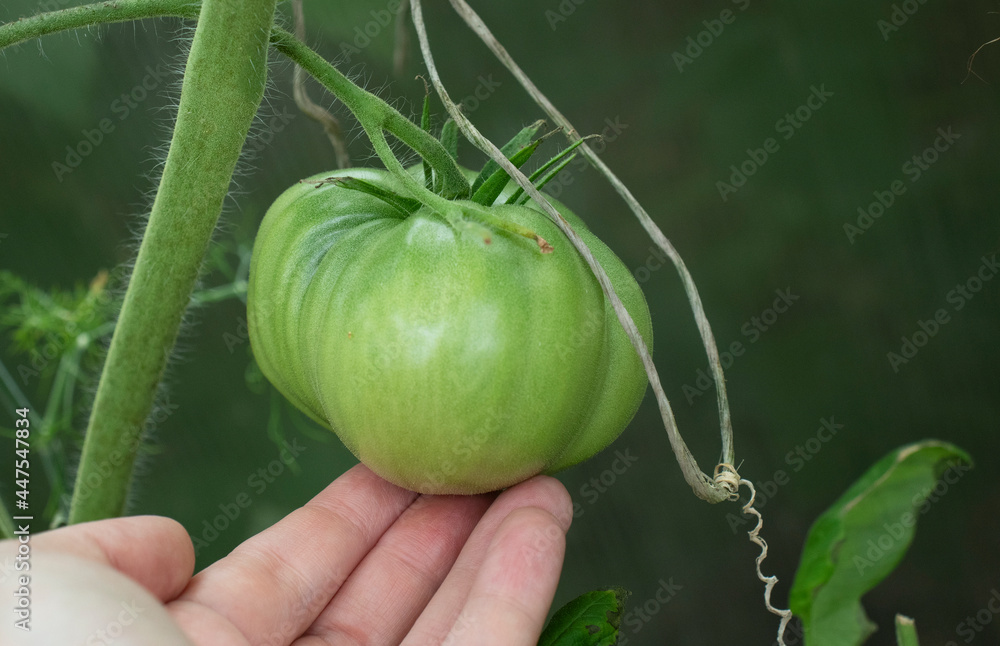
[168,464,417,646]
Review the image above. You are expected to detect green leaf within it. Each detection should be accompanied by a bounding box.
[789,440,972,646]
[895,614,919,646]
[441,119,459,161]
[470,120,545,195]
[507,137,591,205]
[470,140,541,206]
[327,177,422,216]
[538,588,627,646]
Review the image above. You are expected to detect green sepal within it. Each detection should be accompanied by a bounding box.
[537,587,628,646]
[508,137,591,205]
[421,94,433,191]
[515,154,576,205]
[325,176,422,216]
[470,140,541,206]
[470,120,545,195]
[441,119,459,162]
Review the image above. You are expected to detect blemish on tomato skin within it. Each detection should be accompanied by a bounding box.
[348,331,353,339]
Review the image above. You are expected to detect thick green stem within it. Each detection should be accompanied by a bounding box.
[269,27,470,200]
[0,0,199,48]
[68,0,276,523]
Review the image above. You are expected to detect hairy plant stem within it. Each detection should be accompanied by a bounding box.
[0,0,199,48]
[67,0,276,523]
[268,27,470,202]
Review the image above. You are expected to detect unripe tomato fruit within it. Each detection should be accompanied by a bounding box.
[248,167,652,494]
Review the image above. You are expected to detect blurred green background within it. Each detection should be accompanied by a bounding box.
[1,0,998,643]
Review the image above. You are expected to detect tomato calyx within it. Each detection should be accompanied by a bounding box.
[301,120,597,254]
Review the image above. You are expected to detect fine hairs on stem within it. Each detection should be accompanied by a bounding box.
[415,2,791,641]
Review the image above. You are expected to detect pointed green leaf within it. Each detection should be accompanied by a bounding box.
[441,119,459,162]
[506,137,591,205]
[538,588,628,646]
[789,440,972,646]
[470,140,541,206]
[328,177,422,216]
[470,120,545,195]
[515,154,576,205]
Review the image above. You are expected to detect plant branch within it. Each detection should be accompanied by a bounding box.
[410,0,733,503]
[0,0,199,49]
[270,27,470,200]
[68,0,277,522]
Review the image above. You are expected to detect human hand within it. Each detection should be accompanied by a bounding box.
[0,465,573,645]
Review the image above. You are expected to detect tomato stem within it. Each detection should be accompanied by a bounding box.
[67,0,277,523]
[0,0,200,49]
[269,27,471,201]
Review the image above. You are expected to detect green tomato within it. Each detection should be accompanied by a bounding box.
[247,167,652,494]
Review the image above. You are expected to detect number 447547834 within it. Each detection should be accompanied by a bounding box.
[14,409,29,512]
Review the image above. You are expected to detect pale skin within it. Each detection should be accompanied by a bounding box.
[0,465,572,646]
